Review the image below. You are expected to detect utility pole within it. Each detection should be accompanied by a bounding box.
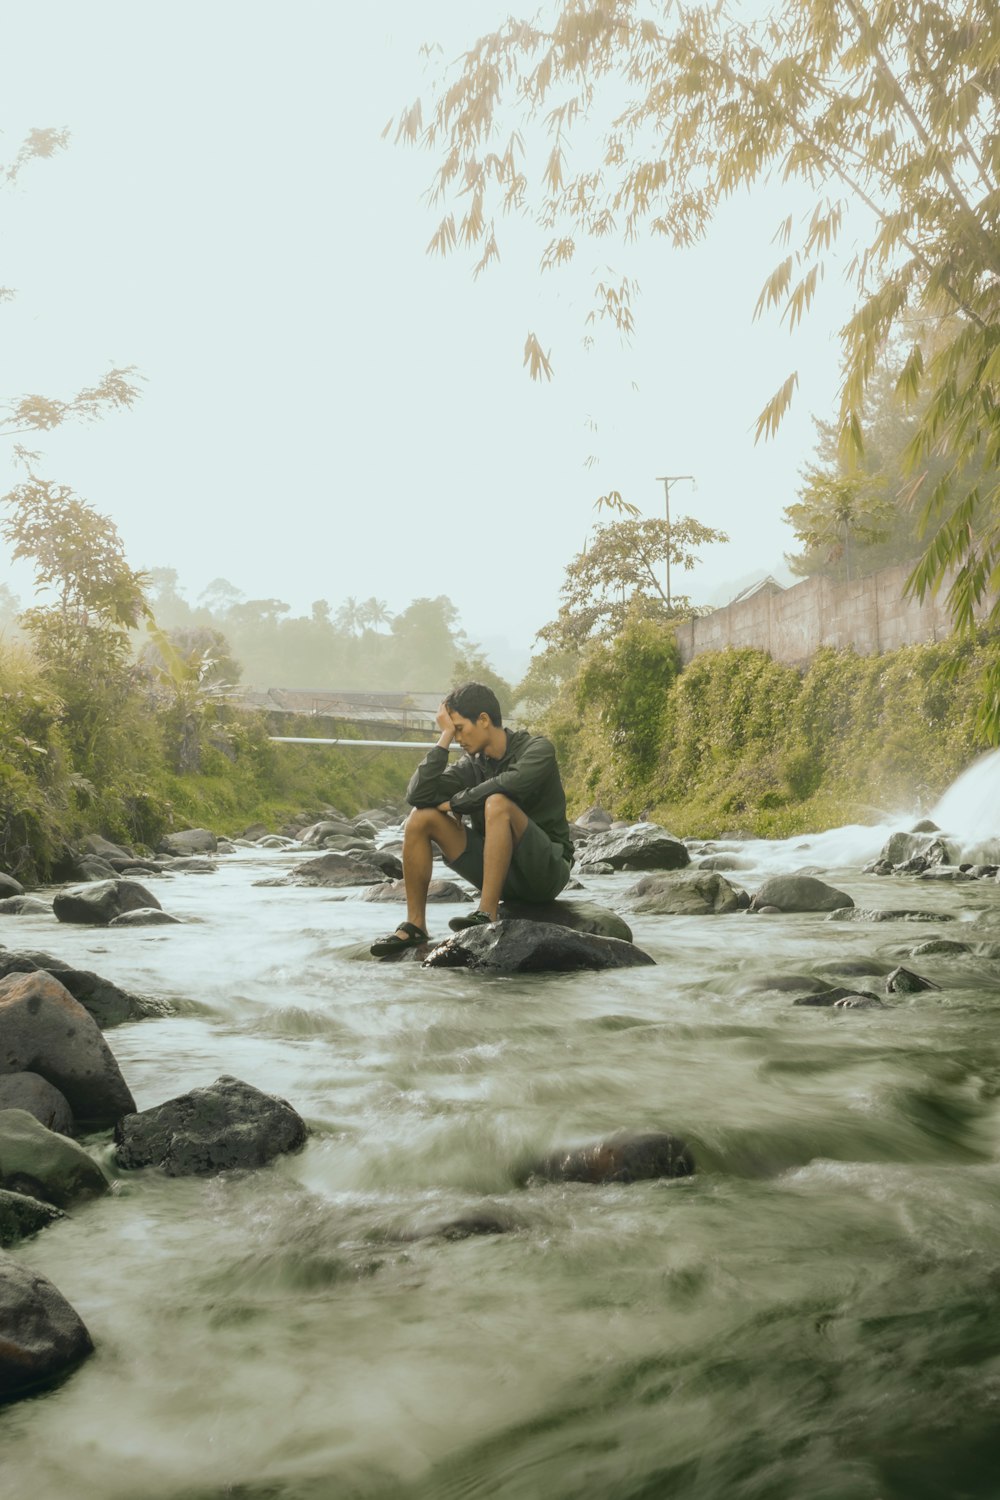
[656,475,694,609]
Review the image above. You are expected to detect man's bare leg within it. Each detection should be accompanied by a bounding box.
[479,794,529,920]
[391,807,468,939]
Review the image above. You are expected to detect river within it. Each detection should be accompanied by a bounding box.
[4,761,1000,1500]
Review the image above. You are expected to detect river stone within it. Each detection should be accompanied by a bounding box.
[696,854,752,872]
[918,867,973,882]
[53,878,161,926]
[734,972,826,995]
[108,908,183,927]
[0,896,51,915]
[0,873,26,898]
[0,1255,94,1403]
[885,966,940,994]
[289,852,388,887]
[625,870,741,916]
[906,938,970,956]
[828,908,955,923]
[529,1130,694,1184]
[369,849,404,880]
[749,876,853,914]
[814,956,895,976]
[0,970,136,1126]
[497,899,634,942]
[158,828,218,855]
[792,986,883,1007]
[575,804,614,831]
[317,834,376,854]
[422,919,655,973]
[0,1074,73,1135]
[576,824,690,873]
[0,1110,110,1206]
[81,833,133,863]
[76,855,119,882]
[361,879,470,904]
[833,994,887,1010]
[299,819,355,844]
[0,950,167,1028]
[0,1188,64,1247]
[243,822,271,840]
[114,1074,308,1176]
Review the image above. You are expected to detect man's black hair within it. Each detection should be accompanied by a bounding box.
[445,681,503,727]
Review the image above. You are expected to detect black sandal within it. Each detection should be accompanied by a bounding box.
[448,909,494,933]
[370,921,429,957]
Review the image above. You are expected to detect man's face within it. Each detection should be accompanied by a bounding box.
[449,710,491,753]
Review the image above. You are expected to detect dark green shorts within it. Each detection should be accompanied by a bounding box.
[445,818,571,903]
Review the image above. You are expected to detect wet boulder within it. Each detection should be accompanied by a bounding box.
[575,824,690,873]
[0,1110,110,1206]
[907,937,970,955]
[792,986,884,1008]
[158,828,218,856]
[53,878,161,926]
[828,908,955,924]
[362,878,470,904]
[108,908,183,927]
[0,970,136,1126]
[0,1074,73,1135]
[299,818,358,844]
[81,833,134,864]
[696,854,752,872]
[0,873,26,898]
[574,804,614,831]
[75,855,119,882]
[422,919,654,973]
[625,869,742,916]
[0,896,50,915]
[885,966,940,994]
[369,849,404,880]
[749,876,853,914]
[289,851,389,887]
[0,950,168,1027]
[497,898,633,942]
[528,1130,694,1184]
[0,1256,94,1403]
[114,1074,307,1176]
[0,1188,64,1247]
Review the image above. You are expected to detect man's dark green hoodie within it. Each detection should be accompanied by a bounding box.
[406,730,573,862]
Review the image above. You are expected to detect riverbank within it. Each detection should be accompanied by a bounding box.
[543,624,1000,837]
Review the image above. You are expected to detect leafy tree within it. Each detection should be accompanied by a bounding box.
[785,470,894,581]
[1,474,152,789]
[141,624,240,773]
[450,648,515,715]
[398,0,1000,731]
[539,515,727,652]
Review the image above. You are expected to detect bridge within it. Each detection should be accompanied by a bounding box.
[234,687,460,750]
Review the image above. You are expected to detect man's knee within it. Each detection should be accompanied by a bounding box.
[404,806,439,836]
[484,793,517,821]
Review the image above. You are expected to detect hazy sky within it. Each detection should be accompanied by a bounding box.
[1,1,866,675]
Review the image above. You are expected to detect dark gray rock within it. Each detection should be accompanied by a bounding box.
[158,828,218,855]
[242,823,271,840]
[749,876,853,914]
[0,1074,73,1134]
[0,1109,110,1206]
[289,852,389,888]
[0,1188,64,1247]
[317,834,376,854]
[0,873,26,898]
[54,878,162,926]
[299,818,357,844]
[497,899,634,942]
[81,833,134,863]
[362,879,470,904]
[910,819,940,833]
[918,867,973,882]
[0,970,136,1126]
[76,855,119,882]
[369,849,404,880]
[828,908,955,923]
[108,908,183,927]
[625,870,741,916]
[528,1130,694,1184]
[907,938,970,956]
[833,994,887,1010]
[0,950,167,1027]
[576,824,689,873]
[352,819,379,840]
[0,896,50,915]
[885,966,940,994]
[576,860,614,875]
[0,1256,94,1403]
[165,857,217,873]
[114,1074,308,1176]
[574,804,614,831]
[422,919,655,973]
[696,854,752,872]
[792,986,883,1007]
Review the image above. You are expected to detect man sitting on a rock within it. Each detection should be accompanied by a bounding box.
[370,682,573,955]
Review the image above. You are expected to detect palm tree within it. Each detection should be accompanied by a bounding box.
[360,597,393,633]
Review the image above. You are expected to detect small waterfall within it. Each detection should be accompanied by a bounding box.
[930,748,1000,854]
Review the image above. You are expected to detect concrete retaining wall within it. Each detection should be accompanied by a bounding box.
[675,562,960,666]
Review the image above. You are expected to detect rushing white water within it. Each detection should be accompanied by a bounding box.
[930,747,1000,851]
[4,790,1000,1499]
